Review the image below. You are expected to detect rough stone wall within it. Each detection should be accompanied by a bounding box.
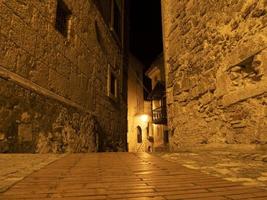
[161,0,267,150]
[0,0,127,152]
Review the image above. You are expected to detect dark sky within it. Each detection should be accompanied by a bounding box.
[129,0,163,69]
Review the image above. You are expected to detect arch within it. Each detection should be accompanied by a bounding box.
[137,126,142,143]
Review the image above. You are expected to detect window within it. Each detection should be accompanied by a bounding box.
[137,126,142,143]
[112,0,122,39]
[108,65,118,99]
[93,0,123,43]
[55,0,71,38]
[110,72,116,96]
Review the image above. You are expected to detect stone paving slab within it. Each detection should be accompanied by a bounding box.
[0,154,64,193]
[0,153,267,200]
[157,149,267,187]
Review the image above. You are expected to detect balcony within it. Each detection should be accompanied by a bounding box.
[152,107,167,124]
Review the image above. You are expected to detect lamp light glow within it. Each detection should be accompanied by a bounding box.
[140,114,149,122]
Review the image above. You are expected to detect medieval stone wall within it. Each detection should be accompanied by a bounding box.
[161,0,267,150]
[0,0,127,152]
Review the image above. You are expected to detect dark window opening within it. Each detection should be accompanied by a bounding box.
[137,126,142,143]
[55,0,71,37]
[113,0,122,39]
[110,72,116,97]
[93,0,122,43]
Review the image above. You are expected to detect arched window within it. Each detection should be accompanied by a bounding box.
[137,126,142,143]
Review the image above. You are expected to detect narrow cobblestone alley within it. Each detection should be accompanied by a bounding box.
[1,153,267,200]
[1,0,267,199]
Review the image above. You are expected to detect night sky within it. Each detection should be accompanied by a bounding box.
[129,0,163,68]
[128,0,163,96]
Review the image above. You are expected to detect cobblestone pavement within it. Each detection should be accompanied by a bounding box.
[1,153,267,200]
[0,154,64,193]
[157,149,267,187]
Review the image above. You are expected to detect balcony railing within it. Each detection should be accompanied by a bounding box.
[152,107,167,125]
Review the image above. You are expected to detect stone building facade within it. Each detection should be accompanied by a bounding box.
[127,54,151,152]
[0,0,127,153]
[161,0,267,150]
[146,55,169,152]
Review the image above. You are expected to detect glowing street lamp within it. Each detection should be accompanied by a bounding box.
[140,114,149,123]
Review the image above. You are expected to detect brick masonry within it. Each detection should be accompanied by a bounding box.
[0,0,127,152]
[161,0,267,150]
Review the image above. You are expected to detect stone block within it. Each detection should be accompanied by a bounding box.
[55,53,71,78]
[4,0,33,24]
[222,80,267,107]
[180,77,193,91]
[18,124,32,142]
[16,49,35,78]
[9,15,27,48]
[166,87,174,105]
[1,40,19,72]
[174,92,189,103]
[191,82,207,99]
[29,61,49,88]
[0,12,12,36]
[199,92,213,106]
[173,82,182,95]
[215,73,230,98]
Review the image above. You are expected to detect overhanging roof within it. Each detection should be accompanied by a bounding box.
[147,81,165,100]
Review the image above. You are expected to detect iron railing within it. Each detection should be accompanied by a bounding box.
[152,107,167,124]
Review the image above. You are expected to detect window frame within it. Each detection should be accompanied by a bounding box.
[110,0,122,43]
[93,0,123,45]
